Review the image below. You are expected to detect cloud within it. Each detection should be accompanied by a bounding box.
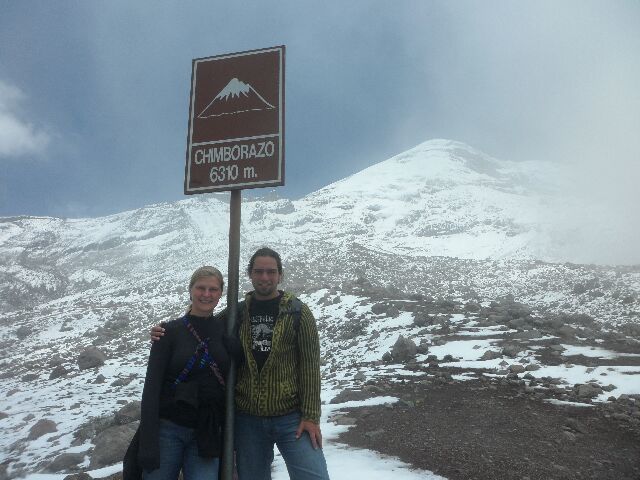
[0,79,50,159]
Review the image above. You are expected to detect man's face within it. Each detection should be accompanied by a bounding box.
[250,256,282,300]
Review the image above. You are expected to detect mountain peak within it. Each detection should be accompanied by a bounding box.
[215,77,251,101]
[198,77,275,118]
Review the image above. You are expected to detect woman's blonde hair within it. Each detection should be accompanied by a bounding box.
[189,266,224,292]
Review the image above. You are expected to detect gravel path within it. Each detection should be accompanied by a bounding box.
[335,374,640,480]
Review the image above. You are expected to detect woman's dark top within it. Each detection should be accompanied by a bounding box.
[137,313,241,471]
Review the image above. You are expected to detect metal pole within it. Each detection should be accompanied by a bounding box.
[222,189,241,480]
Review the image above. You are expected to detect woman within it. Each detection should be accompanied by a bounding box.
[125,266,239,480]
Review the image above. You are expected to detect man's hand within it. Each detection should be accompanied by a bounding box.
[295,419,322,449]
[150,325,165,342]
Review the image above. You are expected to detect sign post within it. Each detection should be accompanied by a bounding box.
[184,45,285,480]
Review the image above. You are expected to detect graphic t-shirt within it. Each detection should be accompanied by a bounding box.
[249,293,282,371]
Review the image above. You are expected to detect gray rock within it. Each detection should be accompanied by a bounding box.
[381,352,392,362]
[480,350,502,361]
[390,335,417,363]
[464,302,480,313]
[16,325,32,339]
[371,303,387,315]
[364,429,386,440]
[508,318,528,330]
[565,418,588,434]
[63,473,93,480]
[508,364,526,374]
[111,376,134,387]
[353,372,366,382]
[416,340,429,355]
[114,401,141,425]
[0,411,8,420]
[557,326,577,338]
[513,329,542,340]
[78,347,106,370]
[45,452,86,472]
[524,364,541,371]
[50,365,69,380]
[413,312,431,327]
[89,423,137,468]
[333,415,357,426]
[501,344,522,358]
[576,383,603,399]
[28,419,57,440]
[386,306,400,317]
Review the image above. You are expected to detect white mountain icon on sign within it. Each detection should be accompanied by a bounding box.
[198,78,275,118]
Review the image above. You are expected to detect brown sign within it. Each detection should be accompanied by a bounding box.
[184,46,285,193]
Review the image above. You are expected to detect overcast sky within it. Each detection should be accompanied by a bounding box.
[1,0,638,220]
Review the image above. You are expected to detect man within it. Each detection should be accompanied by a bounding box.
[152,247,329,480]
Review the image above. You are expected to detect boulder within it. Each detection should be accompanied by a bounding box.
[353,372,366,382]
[508,364,526,374]
[557,325,577,338]
[114,401,141,425]
[371,303,387,315]
[50,365,69,380]
[28,419,57,440]
[501,344,522,358]
[413,313,431,327]
[89,423,137,468]
[513,329,542,340]
[15,325,32,339]
[480,350,502,361]
[111,376,134,387]
[78,347,106,370]
[45,452,86,472]
[63,473,93,480]
[416,340,429,355]
[464,301,480,313]
[386,306,400,318]
[575,383,603,399]
[390,335,417,362]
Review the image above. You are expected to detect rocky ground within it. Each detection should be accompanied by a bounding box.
[2,273,639,479]
[332,366,640,480]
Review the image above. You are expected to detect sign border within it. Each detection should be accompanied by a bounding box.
[184,45,285,194]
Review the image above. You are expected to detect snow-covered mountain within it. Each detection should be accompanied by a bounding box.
[0,139,638,478]
[198,77,275,118]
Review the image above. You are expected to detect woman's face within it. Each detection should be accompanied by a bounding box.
[190,276,223,317]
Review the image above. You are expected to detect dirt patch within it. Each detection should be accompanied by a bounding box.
[335,375,640,480]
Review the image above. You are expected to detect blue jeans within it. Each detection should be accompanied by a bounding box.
[142,419,219,480]
[235,411,330,480]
